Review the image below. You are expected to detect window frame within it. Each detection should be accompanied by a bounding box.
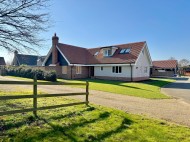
[76,66,82,74]
[144,67,148,73]
[100,66,104,71]
[103,49,112,57]
[62,66,67,74]
[112,66,122,74]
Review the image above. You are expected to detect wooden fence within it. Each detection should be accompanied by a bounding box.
[0,77,89,117]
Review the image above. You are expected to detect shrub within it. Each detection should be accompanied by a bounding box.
[44,71,57,82]
[5,66,57,82]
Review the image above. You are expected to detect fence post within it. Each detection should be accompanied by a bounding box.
[33,74,37,117]
[86,81,89,105]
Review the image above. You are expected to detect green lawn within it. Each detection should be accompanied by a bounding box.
[58,78,175,99]
[0,90,190,142]
[5,76,174,99]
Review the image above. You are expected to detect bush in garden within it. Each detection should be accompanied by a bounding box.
[35,69,44,80]
[5,66,57,82]
[44,71,57,82]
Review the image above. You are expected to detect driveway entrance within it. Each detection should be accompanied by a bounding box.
[161,77,190,104]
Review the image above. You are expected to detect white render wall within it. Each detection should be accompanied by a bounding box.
[94,66,132,78]
[133,46,151,78]
[94,45,152,79]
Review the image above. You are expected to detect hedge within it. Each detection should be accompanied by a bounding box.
[5,66,57,82]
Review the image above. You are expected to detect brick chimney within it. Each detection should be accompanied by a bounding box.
[52,33,59,65]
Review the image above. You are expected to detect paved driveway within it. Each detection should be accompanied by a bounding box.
[161,77,190,104]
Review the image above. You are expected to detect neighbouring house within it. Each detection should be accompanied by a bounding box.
[151,60,178,77]
[42,34,152,81]
[12,50,45,66]
[0,57,6,66]
[179,66,190,76]
[0,57,6,75]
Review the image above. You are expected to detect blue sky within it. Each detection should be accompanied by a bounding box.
[1,0,190,62]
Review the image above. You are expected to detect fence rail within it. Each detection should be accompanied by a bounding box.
[0,77,89,117]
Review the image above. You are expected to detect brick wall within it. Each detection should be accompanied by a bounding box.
[70,66,89,79]
[40,66,90,79]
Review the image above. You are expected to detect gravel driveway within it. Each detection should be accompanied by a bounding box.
[1,76,190,127]
[161,77,190,104]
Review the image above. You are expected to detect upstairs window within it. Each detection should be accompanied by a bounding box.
[94,51,99,56]
[103,49,112,57]
[112,66,122,73]
[119,48,131,54]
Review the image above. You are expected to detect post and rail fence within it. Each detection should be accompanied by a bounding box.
[0,76,89,117]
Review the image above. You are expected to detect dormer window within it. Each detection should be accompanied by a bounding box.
[103,48,112,57]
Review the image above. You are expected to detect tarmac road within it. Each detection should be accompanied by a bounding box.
[161,77,190,104]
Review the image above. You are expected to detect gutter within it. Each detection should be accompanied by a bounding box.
[130,63,133,82]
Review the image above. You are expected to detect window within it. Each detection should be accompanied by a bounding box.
[62,66,67,74]
[144,67,148,73]
[94,51,99,56]
[103,49,112,56]
[100,66,103,71]
[112,66,122,73]
[125,48,131,53]
[76,66,81,74]
[119,48,131,54]
[108,49,112,56]
[120,49,126,54]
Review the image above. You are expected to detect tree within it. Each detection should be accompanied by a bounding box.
[0,0,49,53]
[178,59,190,67]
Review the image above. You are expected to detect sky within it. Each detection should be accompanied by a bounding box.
[1,0,190,63]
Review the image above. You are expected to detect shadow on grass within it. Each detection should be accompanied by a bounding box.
[78,78,172,91]
[0,107,96,132]
[1,108,133,141]
[93,118,132,141]
[21,111,111,142]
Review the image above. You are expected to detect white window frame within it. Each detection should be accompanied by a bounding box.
[76,66,82,74]
[100,66,103,71]
[112,66,122,74]
[144,67,148,73]
[103,49,112,57]
[62,66,67,74]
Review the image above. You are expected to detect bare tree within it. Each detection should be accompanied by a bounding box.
[178,59,190,67]
[0,0,49,53]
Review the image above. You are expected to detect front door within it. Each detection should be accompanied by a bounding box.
[90,66,94,77]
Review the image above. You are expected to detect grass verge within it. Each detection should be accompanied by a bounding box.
[58,78,175,99]
[0,90,190,142]
[4,76,174,99]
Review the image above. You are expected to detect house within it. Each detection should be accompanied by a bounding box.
[12,50,45,66]
[0,57,6,75]
[179,66,190,76]
[0,57,6,66]
[151,60,178,77]
[42,34,152,81]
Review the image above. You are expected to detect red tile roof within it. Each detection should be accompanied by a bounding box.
[88,41,146,64]
[0,57,6,65]
[57,41,146,64]
[153,60,178,68]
